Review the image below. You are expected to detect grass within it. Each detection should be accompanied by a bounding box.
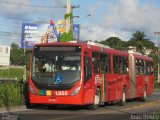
[0,82,24,108]
[0,67,24,80]
[0,66,25,108]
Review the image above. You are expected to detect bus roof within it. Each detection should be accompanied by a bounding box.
[33,42,152,60]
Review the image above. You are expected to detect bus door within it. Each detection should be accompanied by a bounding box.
[92,51,103,94]
[83,50,94,104]
[135,59,145,97]
[146,61,154,94]
[100,53,110,102]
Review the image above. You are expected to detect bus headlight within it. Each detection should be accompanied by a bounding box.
[29,85,36,95]
[71,86,81,96]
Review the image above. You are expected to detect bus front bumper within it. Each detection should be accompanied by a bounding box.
[29,94,83,105]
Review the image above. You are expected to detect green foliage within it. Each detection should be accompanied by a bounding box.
[60,29,74,42]
[100,31,156,53]
[64,13,73,19]
[60,12,74,42]
[129,31,156,54]
[10,43,23,65]
[0,67,24,80]
[131,31,146,41]
[150,53,158,82]
[0,67,25,108]
[0,81,24,107]
[100,37,128,50]
[10,43,31,69]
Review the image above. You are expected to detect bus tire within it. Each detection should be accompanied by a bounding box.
[140,87,147,102]
[88,88,101,110]
[118,88,126,106]
[25,94,34,109]
[25,100,34,109]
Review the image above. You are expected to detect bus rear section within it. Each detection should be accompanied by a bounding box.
[27,44,85,106]
[129,53,154,100]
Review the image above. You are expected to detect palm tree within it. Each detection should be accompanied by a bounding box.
[131,31,146,41]
[130,31,147,54]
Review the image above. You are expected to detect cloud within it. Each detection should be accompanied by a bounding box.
[80,0,160,43]
[0,0,66,22]
[0,0,66,45]
[80,24,131,41]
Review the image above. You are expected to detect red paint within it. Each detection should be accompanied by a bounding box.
[28,42,154,106]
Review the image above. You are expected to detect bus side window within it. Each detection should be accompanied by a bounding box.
[100,53,111,74]
[92,52,100,74]
[136,59,144,75]
[84,56,92,83]
[143,60,146,75]
[146,61,153,75]
[114,55,122,74]
[122,57,128,74]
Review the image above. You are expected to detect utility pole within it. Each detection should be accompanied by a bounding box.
[155,32,160,84]
[66,0,72,33]
[65,0,80,33]
[23,33,27,83]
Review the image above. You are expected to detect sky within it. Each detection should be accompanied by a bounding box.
[0,0,160,46]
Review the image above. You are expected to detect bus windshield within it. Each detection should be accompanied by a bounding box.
[32,46,81,90]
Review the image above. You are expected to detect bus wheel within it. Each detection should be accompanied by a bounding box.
[25,102,33,109]
[140,87,147,102]
[118,88,126,106]
[25,97,34,109]
[88,88,101,110]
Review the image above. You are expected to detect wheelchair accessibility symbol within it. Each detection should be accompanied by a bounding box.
[55,75,63,84]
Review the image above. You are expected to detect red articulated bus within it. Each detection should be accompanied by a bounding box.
[26,41,154,109]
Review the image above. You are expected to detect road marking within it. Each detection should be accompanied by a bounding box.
[153,92,160,95]
[123,100,160,111]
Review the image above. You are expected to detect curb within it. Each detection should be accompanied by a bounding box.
[0,106,27,113]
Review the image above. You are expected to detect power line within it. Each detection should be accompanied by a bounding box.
[0,31,44,38]
[79,7,90,15]
[0,23,21,28]
[0,33,20,37]
[0,14,32,21]
[74,14,91,23]
[72,5,91,23]
[0,20,22,25]
[1,1,65,9]
[0,31,20,35]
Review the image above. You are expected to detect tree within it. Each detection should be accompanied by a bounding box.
[129,31,147,54]
[10,43,23,65]
[131,31,146,41]
[100,37,127,50]
[128,31,156,54]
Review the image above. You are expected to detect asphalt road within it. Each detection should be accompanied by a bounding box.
[1,90,160,120]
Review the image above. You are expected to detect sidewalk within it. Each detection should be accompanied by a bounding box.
[0,106,27,113]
